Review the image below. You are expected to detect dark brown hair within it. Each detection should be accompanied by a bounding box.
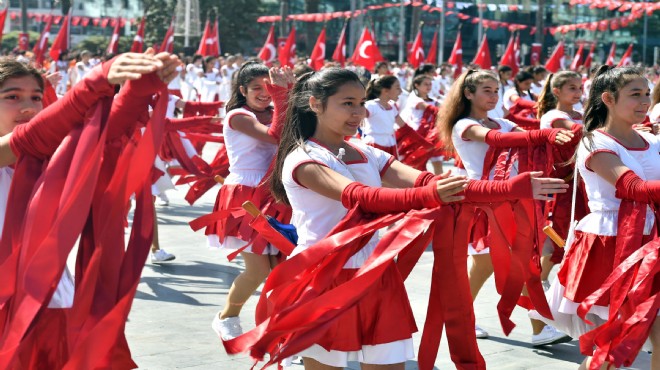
[536,71,581,118]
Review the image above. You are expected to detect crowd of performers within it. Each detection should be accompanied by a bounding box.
[2,44,660,370]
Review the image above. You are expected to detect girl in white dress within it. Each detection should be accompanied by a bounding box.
[362,75,406,157]
[536,66,660,370]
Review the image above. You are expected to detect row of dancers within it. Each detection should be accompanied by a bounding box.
[0,46,659,369]
[190,54,660,370]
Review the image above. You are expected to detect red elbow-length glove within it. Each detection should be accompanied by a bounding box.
[461,173,533,202]
[615,170,660,204]
[341,181,443,214]
[484,128,562,148]
[183,100,224,117]
[9,61,116,159]
[265,83,289,142]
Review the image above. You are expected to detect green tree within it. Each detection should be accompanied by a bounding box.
[74,35,133,56]
[199,0,270,55]
[2,31,41,52]
[143,0,178,51]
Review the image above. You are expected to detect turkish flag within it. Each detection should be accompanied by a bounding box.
[407,29,424,68]
[513,33,521,71]
[583,43,596,69]
[258,25,277,64]
[159,17,175,54]
[0,8,7,46]
[212,20,221,55]
[49,14,70,61]
[351,27,384,72]
[278,26,296,67]
[617,43,633,66]
[130,17,146,53]
[332,22,347,66]
[33,13,53,65]
[425,30,438,65]
[530,43,542,65]
[309,28,326,71]
[499,34,518,75]
[471,34,492,70]
[448,31,463,78]
[605,42,616,66]
[569,43,584,71]
[544,41,565,73]
[197,20,215,56]
[106,17,121,55]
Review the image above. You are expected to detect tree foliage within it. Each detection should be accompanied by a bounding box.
[1,31,41,53]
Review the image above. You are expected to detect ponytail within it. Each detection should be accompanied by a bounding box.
[366,75,398,100]
[536,73,556,118]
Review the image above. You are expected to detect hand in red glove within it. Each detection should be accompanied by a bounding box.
[264,66,294,142]
[462,171,568,202]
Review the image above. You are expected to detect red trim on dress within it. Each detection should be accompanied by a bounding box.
[379,155,396,177]
[596,129,649,151]
[584,149,618,172]
[291,160,330,188]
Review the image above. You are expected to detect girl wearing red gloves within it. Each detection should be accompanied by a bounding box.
[438,69,574,345]
[536,71,586,284]
[538,66,660,370]
[219,68,567,370]
[206,62,294,340]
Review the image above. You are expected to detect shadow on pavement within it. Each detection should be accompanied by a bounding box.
[487,335,582,365]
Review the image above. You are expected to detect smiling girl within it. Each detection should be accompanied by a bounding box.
[541,66,660,370]
[438,69,574,346]
[207,61,293,341]
[362,75,406,157]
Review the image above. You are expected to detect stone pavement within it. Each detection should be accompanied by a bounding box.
[124,178,651,370]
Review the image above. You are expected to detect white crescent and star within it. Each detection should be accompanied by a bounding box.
[265,43,276,62]
[359,40,372,59]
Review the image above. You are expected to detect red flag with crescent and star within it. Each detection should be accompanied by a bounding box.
[617,43,633,67]
[583,43,596,69]
[33,14,53,65]
[130,17,145,53]
[407,29,424,68]
[279,26,296,68]
[570,43,584,71]
[605,42,616,66]
[159,17,175,54]
[332,22,348,67]
[425,30,438,65]
[106,17,121,55]
[258,25,277,64]
[49,13,70,61]
[351,27,384,72]
[448,31,463,78]
[544,41,565,73]
[471,34,491,70]
[310,28,326,71]
[499,34,518,75]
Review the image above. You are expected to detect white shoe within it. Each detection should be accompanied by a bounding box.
[155,195,169,207]
[151,249,175,263]
[212,314,243,340]
[532,325,572,346]
[475,325,489,339]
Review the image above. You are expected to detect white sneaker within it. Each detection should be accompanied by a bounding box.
[212,314,243,340]
[532,325,572,346]
[475,325,489,339]
[151,249,175,263]
[156,193,169,207]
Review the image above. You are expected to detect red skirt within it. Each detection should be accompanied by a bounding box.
[367,142,398,159]
[558,231,652,307]
[311,263,417,351]
[205,183,291,254]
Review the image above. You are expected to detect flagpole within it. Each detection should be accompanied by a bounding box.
[438,0,445,65]
[643,11,648,64]
[477,0,483,43]
[398,0,405,64]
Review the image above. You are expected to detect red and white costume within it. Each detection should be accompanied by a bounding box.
[206,107,289,255]
[280,139,413,367]
[362,99,399,157]
[452,117,518,255]
[537,129,660,353]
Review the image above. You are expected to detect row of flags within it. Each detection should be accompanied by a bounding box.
[260,24,637,74]
[29,13,221,66]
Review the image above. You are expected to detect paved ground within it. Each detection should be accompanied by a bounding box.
[123,165,652,370]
